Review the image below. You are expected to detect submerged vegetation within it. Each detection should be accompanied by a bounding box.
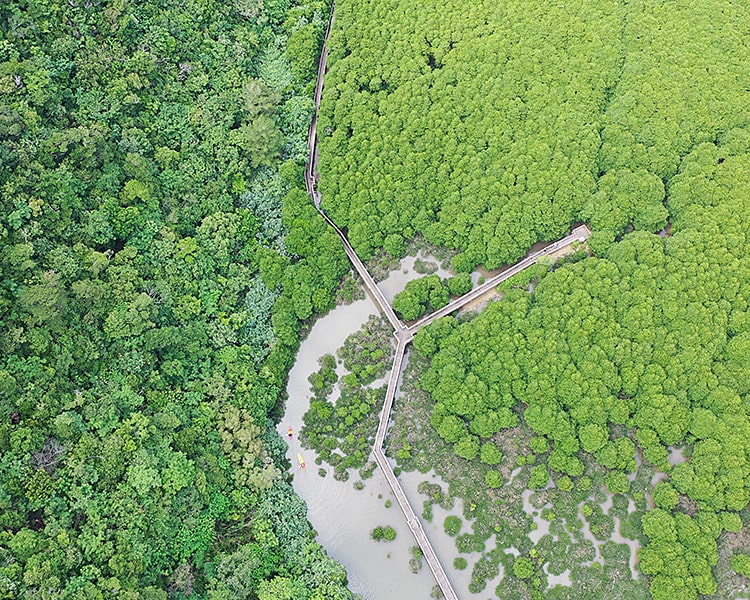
[370,525,397,542]
[299,317,392,480]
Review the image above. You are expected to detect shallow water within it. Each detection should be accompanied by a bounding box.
[280,293,440,599]
[398,469,479,597]
[522,488,552,544]
[576,493,641,577]
[279,248,647,598]
[546,566,572,588]
[378,253,453,304]
[668,445,687,466]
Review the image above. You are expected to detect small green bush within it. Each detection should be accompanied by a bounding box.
[444,515,462,537]
[513,557,534,579]
[731,553,750,578]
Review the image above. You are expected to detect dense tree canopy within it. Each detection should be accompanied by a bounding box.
[315,2,750,596]
[0,0,354,597]
[415,136,750,598]
[318,0,624,266]
[318,0,750,270]
[5,0,750,597]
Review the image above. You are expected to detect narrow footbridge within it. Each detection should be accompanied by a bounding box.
[305,1,403,333]
[304,7,459,594]
[314,197,404,332]
[409,224,591,333]
[372,332,459,599]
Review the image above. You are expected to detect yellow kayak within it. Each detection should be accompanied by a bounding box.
[287,426,294,439]
[297,453,306,469]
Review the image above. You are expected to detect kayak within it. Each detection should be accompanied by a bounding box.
[287,426,294,439]
[297,453,306,469]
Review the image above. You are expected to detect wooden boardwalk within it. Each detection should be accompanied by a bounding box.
[373,340,458,599]
[372,334,460,599]
[305,1,404,333]
[304,0,333,204]
[316,203,405,332]
[302,3,591,598]
[408,224,591,333]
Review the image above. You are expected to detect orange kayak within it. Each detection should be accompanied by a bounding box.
[297,453,306,469]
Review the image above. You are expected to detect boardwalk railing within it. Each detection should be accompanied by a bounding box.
[409,224,591,333]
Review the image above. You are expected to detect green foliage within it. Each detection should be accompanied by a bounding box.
[7,0,750,597]
[652,482,679,510]
[513,557,535,580]
[447,273,473,297]
[485,470,503,489]
[579,423,609,454]
[443,516,462,537]
[529,465,550,490]
[336,315,394,386]
[392,274,450,321]
[529,436,549,455]
[454,557,468,570]
[257,576,307,600]
[604,471,630,495]
[286,24,324,82]
[583,169,667,238]
[370,525,397,542]
[320,19,750,598]
[412,315,457,358]
[308,354,339,396]
[730,553,750,578]
[300,318,391,478]
[453,435,480,461]
[414,125,750,597]
[300,382,383,475]
[0,0,353,597]
[721,512,743,534]
[318,0,626,267]
[408,544,424,573]
[479,442,502,465]
[384,233,407,258]
[639,509,720,597]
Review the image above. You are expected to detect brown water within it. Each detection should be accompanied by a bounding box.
[281,251,645,598]
[280,294,442,599]
[398,469,482,596]
[279,252,487,599]
[378,254,452,304]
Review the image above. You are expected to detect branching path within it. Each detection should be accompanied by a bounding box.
[304,3,591,598]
